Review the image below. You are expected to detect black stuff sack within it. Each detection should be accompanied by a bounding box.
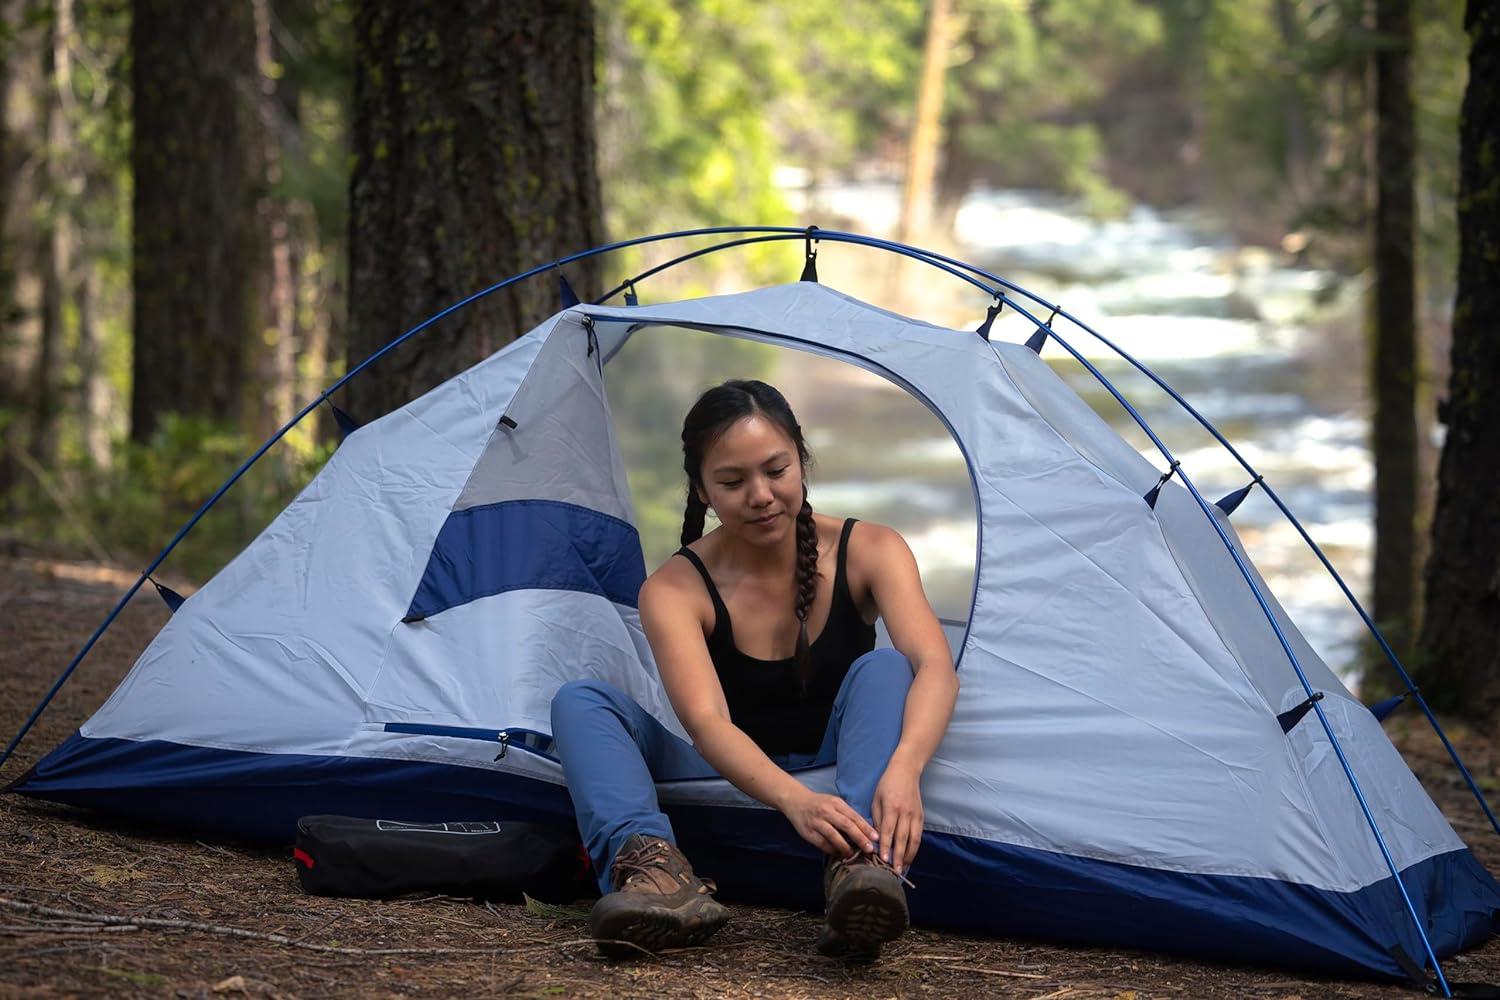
[293,815,595,903]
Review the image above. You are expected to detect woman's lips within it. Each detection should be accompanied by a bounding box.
[750,512,780,526]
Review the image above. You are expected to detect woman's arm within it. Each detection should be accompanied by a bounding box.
[856,522,960,872]
[638,570,877,857]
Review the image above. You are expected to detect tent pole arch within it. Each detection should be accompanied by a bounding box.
[606,228,1497,844]
[7,223,1490,838]
[0,229,1479,986]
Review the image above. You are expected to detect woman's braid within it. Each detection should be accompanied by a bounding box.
[792,488,820,694]
[680,490,708,547]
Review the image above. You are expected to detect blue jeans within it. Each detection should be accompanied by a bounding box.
[551,648,914,894]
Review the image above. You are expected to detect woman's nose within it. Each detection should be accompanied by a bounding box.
[748,477,773,506]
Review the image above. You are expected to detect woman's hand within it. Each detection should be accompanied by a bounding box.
[782,787,878,857]
[873,761,924,873]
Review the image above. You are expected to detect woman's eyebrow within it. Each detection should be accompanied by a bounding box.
[711,451,791,475]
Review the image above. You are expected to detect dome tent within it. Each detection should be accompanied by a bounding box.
[5,229,1497,990]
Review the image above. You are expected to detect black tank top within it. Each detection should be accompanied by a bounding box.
[675,518,877,756]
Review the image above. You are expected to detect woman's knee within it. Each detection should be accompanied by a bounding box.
[848,647,915,689]
[550,678,627,728]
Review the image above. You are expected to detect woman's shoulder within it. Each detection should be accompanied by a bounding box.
[638,552,714,632]
[838,516,904,551]
[841,518,913,588]
[642,545,704,595]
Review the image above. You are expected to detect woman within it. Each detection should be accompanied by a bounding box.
[551,379,959,959]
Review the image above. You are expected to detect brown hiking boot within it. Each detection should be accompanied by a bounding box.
[816,851,911,960]
[588,834,730,957]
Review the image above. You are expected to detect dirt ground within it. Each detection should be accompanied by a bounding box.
[0,553,1496,999]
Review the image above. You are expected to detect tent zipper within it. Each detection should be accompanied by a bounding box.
[379,723,556,761]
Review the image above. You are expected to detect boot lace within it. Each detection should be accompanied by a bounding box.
[611,838,717,894]
[833,850,916,889]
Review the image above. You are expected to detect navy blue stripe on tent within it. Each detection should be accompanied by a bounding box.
[406,499,646,620]
[13,731,575,842]
[14,732,1500,979]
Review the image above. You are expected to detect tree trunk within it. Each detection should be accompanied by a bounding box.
[77,267,110,467]
[1,0,47,506]
[249,0,297,443]
[346,0,604,421]
[1416,0,1500,721]
[130,0,264,443]
[34,0,75,474]
[897,0,952,248]
[1368,0,1419,681]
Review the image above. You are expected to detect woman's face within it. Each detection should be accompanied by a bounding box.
[696,414,803,546]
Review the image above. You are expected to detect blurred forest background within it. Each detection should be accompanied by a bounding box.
[1,0,1494,715]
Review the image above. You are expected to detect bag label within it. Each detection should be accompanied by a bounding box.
[373,820,504,835]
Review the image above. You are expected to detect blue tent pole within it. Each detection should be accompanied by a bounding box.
[597,234,802,303]
[1046,313,1499,838]
[993,296,1452,995]
[1009,304,1499,840]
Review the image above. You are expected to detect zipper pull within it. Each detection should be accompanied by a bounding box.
[493,731,510,762]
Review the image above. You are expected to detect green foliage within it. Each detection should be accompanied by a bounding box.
[942,0,1161,215]
[7,415,332,580]
[1200,0,1372,234]
[1412,0,1467,303]
[598,0,921,236]
[271,0,354,246]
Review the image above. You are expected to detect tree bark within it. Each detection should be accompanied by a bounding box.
[1369,0,1419,677]
[249,0,298,443]
[346,0,604,422]
[77,266,110,467]
[1,0,46,505]
[34,0,74,474]
[1416,0,1500,721]
[897,0,952,247]
[129,0,264,443]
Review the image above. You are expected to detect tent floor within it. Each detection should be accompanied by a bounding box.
[2,552,1498,997]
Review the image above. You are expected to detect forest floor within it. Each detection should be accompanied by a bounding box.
[0,552,1496,999]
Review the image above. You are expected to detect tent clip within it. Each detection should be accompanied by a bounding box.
[148,576,186,613]
[583,316,602,374]
[799,226,820,283]
[1215,473,1266,517]
[493,731,510,762]
[498,415,518,431]
[976,295,1004,341]
[1025,304,1061,353]
[624,280,639,307]
[1143,460,1182,509]
[1369,690,1414,722]
[1277,691,1325,733]
[556,265,581,308]
[327,401,362,441]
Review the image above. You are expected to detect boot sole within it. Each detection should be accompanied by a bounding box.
[820,870,908,959]
[590,895,730,958]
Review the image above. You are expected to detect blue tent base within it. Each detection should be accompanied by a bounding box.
[14,731,1499,981]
